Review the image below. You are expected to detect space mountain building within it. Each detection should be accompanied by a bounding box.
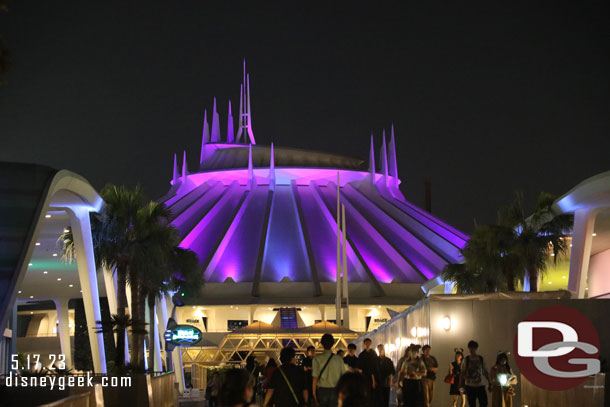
[161,63,468,333]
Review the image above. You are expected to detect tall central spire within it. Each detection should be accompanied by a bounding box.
[236,59,256,145]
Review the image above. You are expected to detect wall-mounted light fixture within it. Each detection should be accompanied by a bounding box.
[441,315,451,331]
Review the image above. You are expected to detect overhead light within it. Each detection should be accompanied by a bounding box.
[585,287,589,290]
[80,290,82,293]
[30,312,33,315]
[29,295,34,299]
[45,214,51,218]
[28,263,33,266]
[569,244,573,247]
[548,282,552,285]
[57,278,62,281]
[69,284,74,287]
[592,233,597,237]
[63,229,69,233]
[43,271,48,274]
[18,291,22,294]
[562,276,566,279]
[52,253,58,257]
[35,242,40,246]
[550,253,555,257]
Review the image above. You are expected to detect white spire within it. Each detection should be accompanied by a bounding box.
[380,129,389,183]
[211,97,221,143]
[236,60,256,144]
[369,134,375,186]
[181,150,188,181]
[269,142,275,191]
[388,124,399,187]
[172,153,178,183]
[200,109,209,165]
[247,144,255,190]
[226,100,234,143]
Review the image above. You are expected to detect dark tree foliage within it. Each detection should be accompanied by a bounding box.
[0,0,10,84]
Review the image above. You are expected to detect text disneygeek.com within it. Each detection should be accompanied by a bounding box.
[5,372,132,390]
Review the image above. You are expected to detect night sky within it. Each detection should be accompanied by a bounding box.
[1,2,609,233]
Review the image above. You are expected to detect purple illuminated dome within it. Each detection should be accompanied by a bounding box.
[160,63,467,304]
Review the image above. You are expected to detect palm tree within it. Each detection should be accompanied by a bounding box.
[91,185,146,368]
[126,201,175,367]
[499,191,573,292]
[442,224,521,293]
[144,246,202,371]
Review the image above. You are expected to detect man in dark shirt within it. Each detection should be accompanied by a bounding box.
[343,343,361,372]
[421,344,439,407]
[302,345,316,406]
[264,347,308,407]
[376,344,396,407]
[358,338,379,406]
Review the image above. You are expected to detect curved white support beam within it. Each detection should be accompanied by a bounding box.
[53,298,73,370]
[66,207,107,374]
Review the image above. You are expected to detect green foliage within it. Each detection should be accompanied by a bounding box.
[442,191,573,293]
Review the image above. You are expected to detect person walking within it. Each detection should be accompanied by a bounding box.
[420,345,438,407]
[266,358,279,383]
[395,347,410,406]
[336,372,369,407]
[489,353,517,407]
[312,334,346,407]
[376,344,395,407]
[220,368,258,407]
[343,344,361,373]
[246,355,262,404]
[398,345,426,407]
[358,338,379,407]
[447,349,466,407]
[264,347,308,407]
[459,340,491,407]
[303,346,316,406]
[207,370,221,407]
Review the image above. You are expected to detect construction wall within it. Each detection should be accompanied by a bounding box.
[428,296,610,407]
[357,293,610,407]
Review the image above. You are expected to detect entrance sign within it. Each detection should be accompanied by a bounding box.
[164,320,202,351]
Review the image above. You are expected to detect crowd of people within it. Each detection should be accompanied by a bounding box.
[207,335,517,407]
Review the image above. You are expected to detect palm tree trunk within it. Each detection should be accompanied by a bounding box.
[507,273,516,291]
[528,268,539,292]
[115,264,127,368]
[130,279,143,367]
[138,286,147,368]
[147,294,156,372]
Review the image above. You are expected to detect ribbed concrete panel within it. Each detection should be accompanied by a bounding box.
[317,184,424,284]
[178,182,247,268]
[205,185,270,283]
[295,185,368,283]
[261,186,312,282]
